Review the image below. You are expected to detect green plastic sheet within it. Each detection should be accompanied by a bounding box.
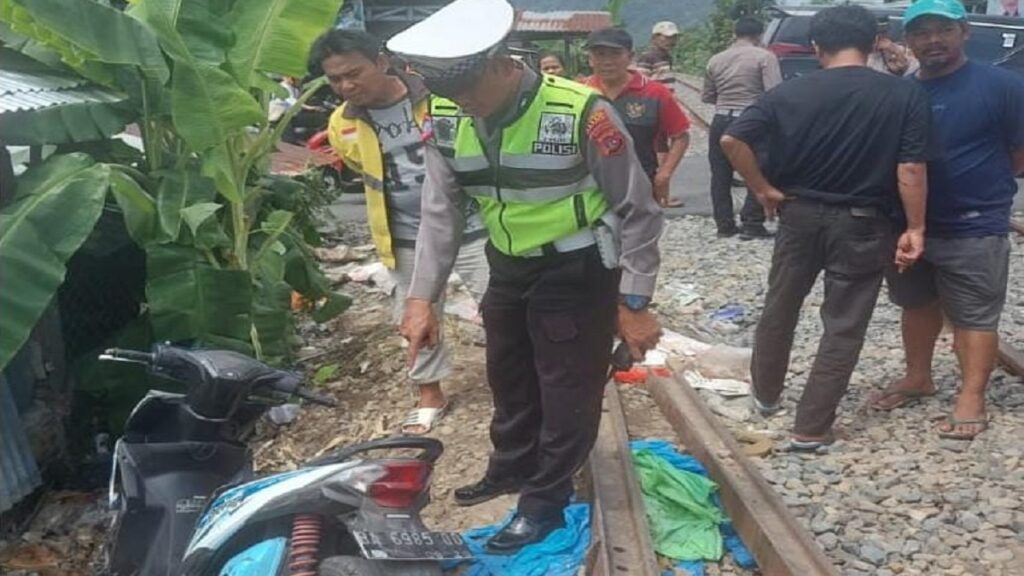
[632,449,724,561]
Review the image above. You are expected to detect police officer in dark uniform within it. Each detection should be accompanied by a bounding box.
[391,0,664,554]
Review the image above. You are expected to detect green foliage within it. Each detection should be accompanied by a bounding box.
[0,0,350,372]
[0,154,110,370]
[607,0,628,26]
[672,0,775,75]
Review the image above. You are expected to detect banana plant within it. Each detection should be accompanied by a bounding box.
[0,0,347,370]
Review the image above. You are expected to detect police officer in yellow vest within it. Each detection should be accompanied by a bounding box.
[393,0,664,553]
[314,30,491,435]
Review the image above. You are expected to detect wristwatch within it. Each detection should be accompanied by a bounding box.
[620,294,651,311]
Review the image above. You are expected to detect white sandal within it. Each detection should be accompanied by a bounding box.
[400,403,449,435]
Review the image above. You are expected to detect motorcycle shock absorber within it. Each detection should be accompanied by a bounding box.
[287,514,323,576]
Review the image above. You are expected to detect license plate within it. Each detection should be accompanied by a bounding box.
[352,530,473,561]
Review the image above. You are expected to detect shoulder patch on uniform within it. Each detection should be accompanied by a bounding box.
[585,108,625,156]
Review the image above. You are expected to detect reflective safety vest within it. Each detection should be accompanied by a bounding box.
[429,75,609,257]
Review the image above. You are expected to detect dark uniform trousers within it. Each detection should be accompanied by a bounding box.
[751,199,892,437]
[708,113,766,233]
[481,242,618,521]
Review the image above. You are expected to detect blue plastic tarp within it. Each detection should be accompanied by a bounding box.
[453,503,590,576]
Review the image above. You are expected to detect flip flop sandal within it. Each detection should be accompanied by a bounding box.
[400,402,449,435]
[936,415,988,441]
[778,437,834,454]
[868,388,936,411]
[751,395,786,418]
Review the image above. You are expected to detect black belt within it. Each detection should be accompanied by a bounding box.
[787,197,882,217]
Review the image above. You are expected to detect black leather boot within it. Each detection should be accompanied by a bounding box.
[485,513,565,554]
[453,476,524,507]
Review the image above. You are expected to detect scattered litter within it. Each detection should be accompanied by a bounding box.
[702,394,753,423]
[694,345,752,382]
[657,329,712,358]
[708,304,746,324]
[445,291,482,324]
[359,361,371,374]
[630,440,756,572]
[449,503,590,576]
[267,403,300,425]
[643,349,669,367]
[661,282,702,309]
[683,370,750,397]
[346,262,396,294]
[314,244,367,263]
[734,430,773,458]
[313,363,340,385]
[614,366,671,385]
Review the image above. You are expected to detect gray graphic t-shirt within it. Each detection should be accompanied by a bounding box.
[368,98,482,242]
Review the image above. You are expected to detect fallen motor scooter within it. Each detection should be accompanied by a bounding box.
[102,345,469,575]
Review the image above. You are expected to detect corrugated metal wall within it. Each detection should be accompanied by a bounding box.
[0,374,41,514]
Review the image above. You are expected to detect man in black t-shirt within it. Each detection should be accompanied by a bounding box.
[721,5,930,451]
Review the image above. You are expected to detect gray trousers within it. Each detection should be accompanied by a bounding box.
[751,199,892,436]
[390,237,490,384]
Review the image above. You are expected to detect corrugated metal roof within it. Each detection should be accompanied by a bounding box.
[0,69,125,115]
[0,375,42,514]
[513,10,613,34]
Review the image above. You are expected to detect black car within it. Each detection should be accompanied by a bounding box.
[762,6,1024,80]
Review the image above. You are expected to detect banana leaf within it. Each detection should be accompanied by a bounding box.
[145,243,254,354]
[226,0,345,85]
[109,168,158,245]
[282,236,352,323]
[2,0,169,84]
[129,0,264,151]
[252,278,293,365]
[0,153,110,371]
[153,167,217,243]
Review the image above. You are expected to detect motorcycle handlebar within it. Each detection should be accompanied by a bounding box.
[100,347,336,407]
[100,348,156,365]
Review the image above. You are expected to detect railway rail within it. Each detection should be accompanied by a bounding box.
[586,372,841,575]
[584,76,1024,575]
[1000,218,1024,375]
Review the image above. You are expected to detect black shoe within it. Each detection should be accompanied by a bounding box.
[716,228,739,239]
[453,477,523,507]
[739,226,774,241]
[485,513,565,554]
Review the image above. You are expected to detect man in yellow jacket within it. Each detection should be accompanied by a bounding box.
[313,30,490,434]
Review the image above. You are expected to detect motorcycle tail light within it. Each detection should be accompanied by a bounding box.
[367,460,432,509]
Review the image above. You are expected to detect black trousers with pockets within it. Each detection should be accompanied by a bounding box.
[708,114,766,233]
[751,199,893,437]
[481,243,618,521]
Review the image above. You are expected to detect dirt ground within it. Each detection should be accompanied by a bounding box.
[0,242,732,575]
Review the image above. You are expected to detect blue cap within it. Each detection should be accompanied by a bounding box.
[903,0,968,28]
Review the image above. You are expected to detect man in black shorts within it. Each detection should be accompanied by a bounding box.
[721,5,930,450]
[870,0,1024,441]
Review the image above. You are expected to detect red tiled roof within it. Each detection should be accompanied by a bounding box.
[513,10,613,34]
[270,141,337,176]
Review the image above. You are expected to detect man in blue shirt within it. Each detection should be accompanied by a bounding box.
[872,0,1024,441]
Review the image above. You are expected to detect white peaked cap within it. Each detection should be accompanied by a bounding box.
[387,0,516,59]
